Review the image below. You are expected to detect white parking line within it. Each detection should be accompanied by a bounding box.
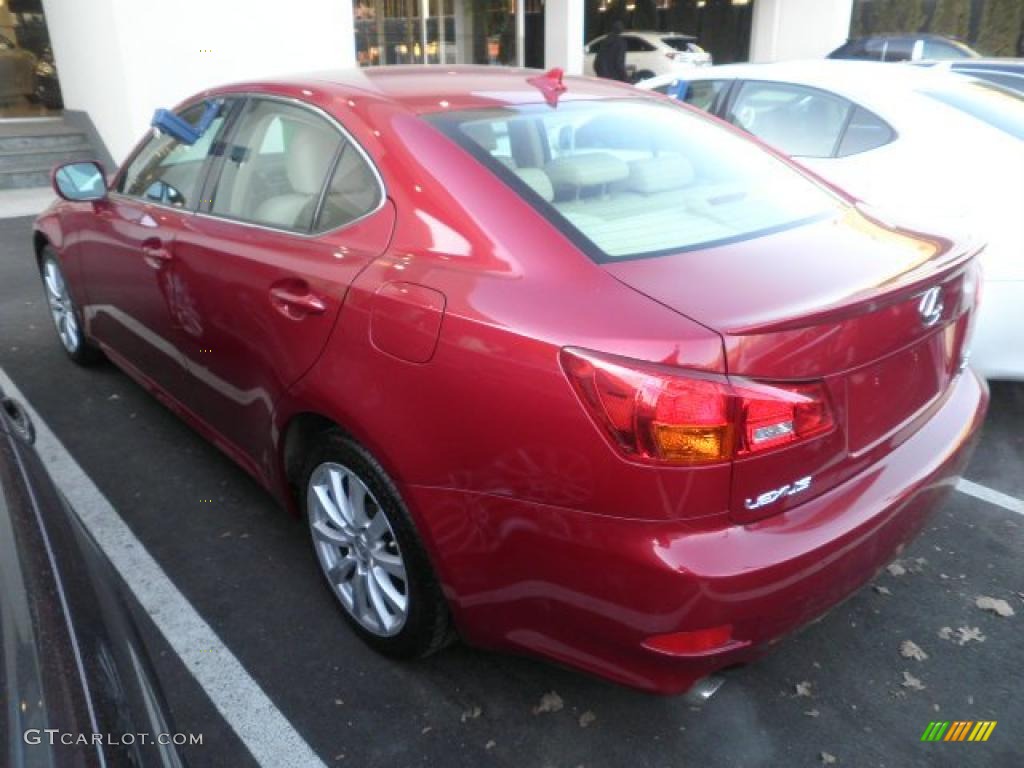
[956,478,1024,516]
[0,368,326,768]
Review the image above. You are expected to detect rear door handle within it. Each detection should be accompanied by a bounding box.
[141,237,173,269]
[270,284,326,318]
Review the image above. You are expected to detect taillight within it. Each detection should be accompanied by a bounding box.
[560,348,834,466]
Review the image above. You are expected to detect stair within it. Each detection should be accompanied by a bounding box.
[0,119,96,190]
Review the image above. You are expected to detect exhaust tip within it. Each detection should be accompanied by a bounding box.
[683,675,725,705]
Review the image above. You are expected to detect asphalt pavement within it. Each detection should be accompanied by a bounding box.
[1,214,1022,768]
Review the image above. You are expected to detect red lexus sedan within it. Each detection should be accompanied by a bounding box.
[34,66,987,694]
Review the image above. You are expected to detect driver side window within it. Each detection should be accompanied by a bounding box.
[118,102,227,208]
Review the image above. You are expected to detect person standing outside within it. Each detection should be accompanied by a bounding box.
[594,21,630,82]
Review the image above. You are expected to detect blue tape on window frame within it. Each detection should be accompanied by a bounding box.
[151,100,222,145]
[667,79,687,101]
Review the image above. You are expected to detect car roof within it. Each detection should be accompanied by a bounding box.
[849,33,963,41]
[588,30,695,43]
[648,59,975,99]
[214,65,641,115]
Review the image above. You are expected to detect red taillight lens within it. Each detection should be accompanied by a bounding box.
[735,381,834,455]
[561,348,834,466]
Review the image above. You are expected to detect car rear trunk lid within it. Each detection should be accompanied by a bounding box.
[603,208,980,522]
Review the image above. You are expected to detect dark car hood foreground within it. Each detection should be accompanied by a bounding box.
[0,390,185,768]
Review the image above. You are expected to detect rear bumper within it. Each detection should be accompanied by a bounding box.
[410,369,988,694]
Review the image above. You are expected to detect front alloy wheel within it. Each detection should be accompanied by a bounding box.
[40,248,101,365]
[43,257,81,354]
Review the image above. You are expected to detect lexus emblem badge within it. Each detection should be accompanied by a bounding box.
[918,286,944,328]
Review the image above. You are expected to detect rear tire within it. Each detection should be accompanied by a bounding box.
[39,247,102,366]
[301,430,453,658]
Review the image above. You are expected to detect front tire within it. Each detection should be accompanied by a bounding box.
[301,431,452,658]
[40,248,102,365]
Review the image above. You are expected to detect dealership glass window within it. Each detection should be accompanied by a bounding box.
[209,100,344,232]
[0,0,64,117]
[354,0,541,68]
[726,82,853,158]
[118,104,228,208]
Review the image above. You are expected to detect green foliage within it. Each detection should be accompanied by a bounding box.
[873,0,927,34]
[975,0,1024,55]
[930,0,971,40]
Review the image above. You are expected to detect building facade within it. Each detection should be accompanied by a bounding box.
[10,0,855,164]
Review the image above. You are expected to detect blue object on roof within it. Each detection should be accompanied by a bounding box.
[151,100,222,145]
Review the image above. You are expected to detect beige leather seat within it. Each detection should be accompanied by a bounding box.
[255,123,339,230]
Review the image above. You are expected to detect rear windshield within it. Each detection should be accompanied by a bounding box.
[426,99,838,262]
[662,37,702,53]
[921,81,1024,140]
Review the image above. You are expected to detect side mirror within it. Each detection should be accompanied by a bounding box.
[53,161,107,202]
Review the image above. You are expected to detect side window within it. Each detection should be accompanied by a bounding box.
[209,99,343,232]
[314,144,383,232]
[863,39,886,61]
[924,39,970,59]
[680,80,728,112]
[884,38,914,62]
[836,107,895,157]
[623,36,656,53]
[118,102,227,208]
[726,82,853,158]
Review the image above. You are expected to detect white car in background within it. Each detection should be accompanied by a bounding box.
[638,61,1024,380]
[584,30,711,82]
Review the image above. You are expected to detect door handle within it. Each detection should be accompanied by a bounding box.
[269,284,326,318]
[141,237,173,269]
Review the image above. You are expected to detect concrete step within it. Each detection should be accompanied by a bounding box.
[0,168,56,190]
[0,131,92,153]
[0,146,94,173]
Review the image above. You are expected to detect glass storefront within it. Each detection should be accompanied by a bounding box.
[353,0,544,69]
[352,0,752,77]
[585,0,754,65]
[0,0,63,118]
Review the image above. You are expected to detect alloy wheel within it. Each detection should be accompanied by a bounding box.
[43,259,81,354]
[307,462,409,636]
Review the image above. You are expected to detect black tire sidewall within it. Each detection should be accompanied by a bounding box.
[300,432,448,659]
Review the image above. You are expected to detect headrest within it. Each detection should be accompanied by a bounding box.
[544,153,630,190]
[627,155,695,194]
[288,122,339,195]
[462,122,498,152]
[512,167,554,202]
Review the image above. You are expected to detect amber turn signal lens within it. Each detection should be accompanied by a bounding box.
[652,423,733,463]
